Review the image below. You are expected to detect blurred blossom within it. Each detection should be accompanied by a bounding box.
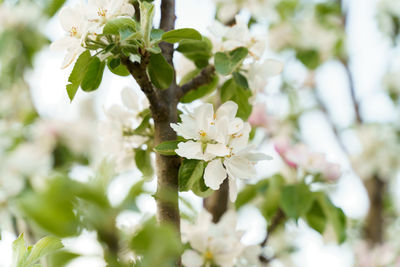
[354,241,400,267]
[181,210,261,267]
[274,136,341,182]
[99,87,150,172]
[351,124,400,181]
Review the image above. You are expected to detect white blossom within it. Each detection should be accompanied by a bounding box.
[87,0,134,27]
[99,88,149,172]
[171,101,271,201]
[181,210,259,267]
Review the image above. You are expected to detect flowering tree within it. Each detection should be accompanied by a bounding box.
[1,0,400,266]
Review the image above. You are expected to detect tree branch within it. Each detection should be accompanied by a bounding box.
[203,179,229,223]
[178,65,215,99]
[159,0,176,66]
[259,209,285,264]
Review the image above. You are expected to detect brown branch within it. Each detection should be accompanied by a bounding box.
[203,179,229,223]
[159,0,176,66]
[178,65,215,99]
[341,59,362,124]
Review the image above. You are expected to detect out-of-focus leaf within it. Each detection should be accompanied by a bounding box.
[280,183,313,219]
[161,28,202,43]
[135,148,154,179]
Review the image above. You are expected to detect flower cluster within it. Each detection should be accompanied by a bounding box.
[274,137,341,182]
[181,210,261,267]
[99,87,150,172]
[351,124,400,181]
[50,0,134,68]
[376,0,400,40]
[171,101,271,201]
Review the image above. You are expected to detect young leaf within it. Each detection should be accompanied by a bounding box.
[232,71,249,89]
[154,140,180,155]
[161,28,202,43]
[134,149,153,179]
[12,234,27,267]
[178,159,205,191]
[177,38,213,68]
[147,53,174,90]
[280,183,313,219]
[103,17,136,35]
[140,1,155,47]
[66,50,91,101]
[214,47,248,75]
[24,236,64,266]
[220,78,252,120]
[305,199,327,234]
[107,59,130,76]
[260,175,285,220]
[81,56,106,92]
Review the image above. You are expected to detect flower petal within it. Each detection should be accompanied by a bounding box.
[228,176,238,202]
[175,141,204,160]
[182,250,203,267]
[204,159,227,190]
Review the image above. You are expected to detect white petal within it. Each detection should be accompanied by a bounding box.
[216,101,238,121]
[225,156,257,181]
[121,87,139,111]
[263,59,284,77]
[228,176,238,202]
[204,159,227,190]
[205,143,230,157]
[194,103,214,132]
[175,141,205,160]
[50,36,78,51]
[182,250,204,267]
[61,46,84,69]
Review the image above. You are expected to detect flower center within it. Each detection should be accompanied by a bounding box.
[204,250,213,261]
[69,26,78,37]
[199,130,207,137]
[97,8,107,17]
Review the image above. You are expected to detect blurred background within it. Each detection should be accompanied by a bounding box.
[0,0,400,266]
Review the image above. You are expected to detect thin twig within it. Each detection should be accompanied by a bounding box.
[178,65,215,99]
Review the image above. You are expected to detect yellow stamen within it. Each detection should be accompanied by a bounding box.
[199,130,207,137]
[204,251,213,261]
[69,26,78,37]
[97,8,107,17]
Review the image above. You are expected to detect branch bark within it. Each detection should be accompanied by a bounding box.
[178,65,215,99]
[203,179,229,223]
[364,176,385,244]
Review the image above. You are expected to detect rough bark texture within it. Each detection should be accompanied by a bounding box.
[203,179,229,222]
[364,176,385,244]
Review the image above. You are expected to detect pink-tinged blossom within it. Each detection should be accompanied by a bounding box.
[274,137,341,182]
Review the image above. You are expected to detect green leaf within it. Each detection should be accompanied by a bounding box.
[296,49,320,70]
[161,28,202,43]
[107,59,130,76]
[260,175,285,220]
[191,176,213,197]
[220,78,252,120]
[44,0,66,17]
[154,140,180,155]
[134,149,153,179]
[12,234,27,267]
[140,1,155,47]
[233,71,249,89]
[103,17,136,35]
[177,38,213,68]
[214,47,248,75]
[147,53,174,89]
[306,199,327,234]
[280,183,313,219]
[66,50,91,101]
[24,236,63,266]
[150,29,165,44]
[316,193,346,243]
[235,184,258,210]
[178,159,205,192]
[131,219,182,267]
[47,251,79,267]
[81,56,106,92]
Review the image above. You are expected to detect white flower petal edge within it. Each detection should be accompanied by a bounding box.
[204,159,227,190]
[182,250,204,267]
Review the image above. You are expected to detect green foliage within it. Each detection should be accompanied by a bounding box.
[220,78,252,120]
[12,234,63,267]
[147,53,174,89]
[47,251,79,267]
[107,58,130,76]
[260,175,285,220]
[140,1,155,47]
[66,51,91,101]
[154,140,180,155]
[280,183,313,219]
[296,49,321,70]
[161,28,202,43]
[232,71,249,89]
[103,18,137,35]
[44,0,67,17]
[306,200,327,234]
[275,0,299,20]
[178,159,205,192]
[131,219,182,267]
[180,70,219,103]
[135,148,154,179]
[177,38,213,68]
[214,47,248,75]
[81,56,106,92]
